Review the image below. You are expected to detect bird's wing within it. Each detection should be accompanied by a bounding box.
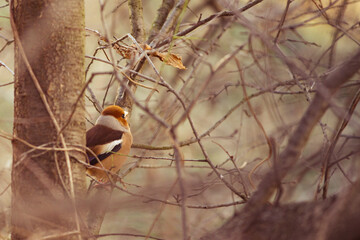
[86,125,124,147]
[86,125,124,165]
[88,142,123,165]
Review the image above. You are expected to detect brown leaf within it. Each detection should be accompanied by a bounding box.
[112,41,186,70]
[113,44,151,59]
[114,44,133,59]
[152,51,186,70]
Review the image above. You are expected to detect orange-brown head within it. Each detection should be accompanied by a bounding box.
[100,105,129,130]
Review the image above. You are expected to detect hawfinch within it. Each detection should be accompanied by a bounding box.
[86,105,133,183]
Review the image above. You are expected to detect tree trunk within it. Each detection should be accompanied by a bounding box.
[11,0,86,239]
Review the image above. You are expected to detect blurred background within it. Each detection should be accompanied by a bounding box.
[1,0,360,239]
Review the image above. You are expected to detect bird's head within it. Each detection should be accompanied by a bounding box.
[96,105,130,131]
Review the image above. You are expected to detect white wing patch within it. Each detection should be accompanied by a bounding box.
[101,139,123,154]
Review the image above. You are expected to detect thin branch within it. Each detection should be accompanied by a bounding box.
[235,59,272,189]
[0,60,14,75]
[168,129,188,240]
[242,49,360,217]
[41,231,80,240]
[112,184,246,209]
[144,180,178,240]
[0,81,14,87]
[274,0,291,43]
[155,0,264,48]
[95,232,164,240]
[319,87,360,199]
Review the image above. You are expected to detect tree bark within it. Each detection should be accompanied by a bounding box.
[11,0,86,239]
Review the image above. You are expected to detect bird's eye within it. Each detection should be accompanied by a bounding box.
[121,114,125,118]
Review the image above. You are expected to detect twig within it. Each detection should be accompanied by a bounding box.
[0,3,9,8]
[0,81,14,87]
[102,74,114,107]
[87,86,103,113]
[145,179,178,240]
[235,59,272,189]
[95,232,165,240]
[132,35,249,203]
[336,162,354,185]
[155,0,264,48]
[0,183,10,197]
[274,0,292,43]
[60,71,113,134]
[212,141,249,197]
[0,60,14,75]
[242,49,360,216]
[168,129,188,240]
[328,0,348,68]
[174,45,244,128]
[41,231,80,240]
[84,55,160,92]
[319,87,360,199]
[112,183,246,209]
[131,88,266,151]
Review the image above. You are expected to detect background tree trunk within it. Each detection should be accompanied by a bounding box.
[11,0,86,239]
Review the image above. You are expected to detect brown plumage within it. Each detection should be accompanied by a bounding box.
[86,105,133,183]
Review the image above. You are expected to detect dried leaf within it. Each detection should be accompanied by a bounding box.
[112,41,186,70]
[152,52,186,70]
[114,44,133,59]
[113,44,150,59]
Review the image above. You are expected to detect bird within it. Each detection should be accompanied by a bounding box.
[86,105,133,184]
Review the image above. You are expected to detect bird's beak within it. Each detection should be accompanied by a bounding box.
[124,111,129,118]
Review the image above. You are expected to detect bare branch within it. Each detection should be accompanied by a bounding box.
[243,49,360,217]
